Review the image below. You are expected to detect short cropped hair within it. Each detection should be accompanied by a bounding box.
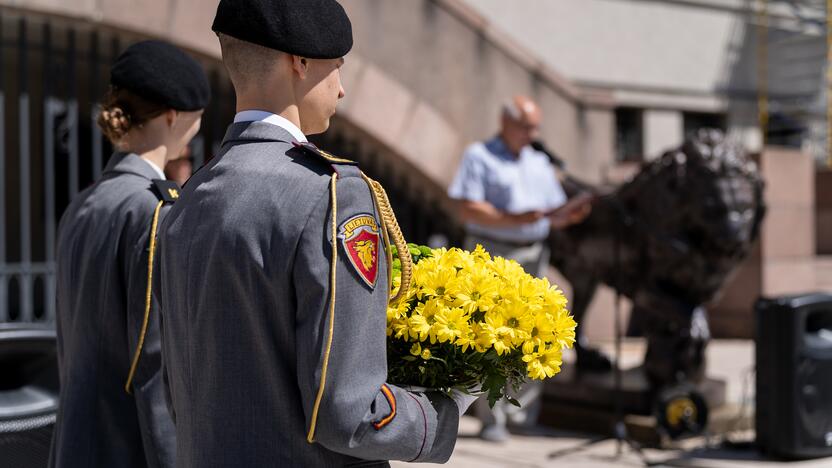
[218,33,283,90]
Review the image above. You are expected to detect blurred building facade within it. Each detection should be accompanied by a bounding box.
[463,0,827,164]
[0,0,828,339]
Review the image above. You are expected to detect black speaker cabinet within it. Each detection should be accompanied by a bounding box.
[756,293,832,460]
[0,324,59,468]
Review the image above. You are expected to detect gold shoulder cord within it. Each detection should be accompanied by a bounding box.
[307,174,340,443]
[306,172,413,443]
[360,173,412,304]
[124,200,165,393]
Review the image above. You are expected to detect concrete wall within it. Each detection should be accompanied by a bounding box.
[0,0,617,195]
[460,0,824,157]
[644,109,683,160]
[338,0,616,188]
[460,0,741,94]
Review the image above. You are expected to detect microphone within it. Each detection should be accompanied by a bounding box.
[531,140,598,196]
[531,140,565,169]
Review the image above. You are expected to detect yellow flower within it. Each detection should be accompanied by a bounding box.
[523,347,563,380]
[498,302,533,345]
[433,307,470,344]
[443,248,475,271]
[407,313,431,342]
[470,322,495,353]
[387,298,410,321]
[454,270,500,314]
[418,266,459,303]
[389,242,577,388]
[471,244,492,262]
[541,278,569,310]
[411,256,438,286]
[515,275,543,302]
[410,298,445,343]
[550,312,577,349]
[390,318,410,340]
[455,328,477,352]
[522,310,558,352]
[484,311,515,355]
[488,256,526,281]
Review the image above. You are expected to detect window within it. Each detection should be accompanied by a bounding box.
[683,112,726,138]
[615,107,644,162]
[765,111,805,148]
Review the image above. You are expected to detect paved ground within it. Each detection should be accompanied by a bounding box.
[392,339,832,468]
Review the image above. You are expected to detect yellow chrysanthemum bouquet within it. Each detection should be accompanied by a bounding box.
[386,243,577,406]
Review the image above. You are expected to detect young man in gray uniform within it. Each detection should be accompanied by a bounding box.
[157,1,473,466]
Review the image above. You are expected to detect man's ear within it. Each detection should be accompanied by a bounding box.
[166,109,178,128]
[291,55,308,79]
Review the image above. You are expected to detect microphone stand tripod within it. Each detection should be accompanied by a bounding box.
[546,201,653,467]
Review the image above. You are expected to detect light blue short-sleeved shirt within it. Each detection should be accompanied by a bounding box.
[448,137,567,242]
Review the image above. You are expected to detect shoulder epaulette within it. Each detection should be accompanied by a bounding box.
[150,179,181,203]
[292,141,358,169]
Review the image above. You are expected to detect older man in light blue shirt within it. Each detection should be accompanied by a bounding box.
[448,95,590,442]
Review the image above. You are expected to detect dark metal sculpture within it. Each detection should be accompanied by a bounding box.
[550,129,766,388]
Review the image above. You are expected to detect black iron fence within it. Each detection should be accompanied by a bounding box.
[0,9,236,324]
[0,8,462,326]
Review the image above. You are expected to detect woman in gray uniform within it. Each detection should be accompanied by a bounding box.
[50,40,209,468]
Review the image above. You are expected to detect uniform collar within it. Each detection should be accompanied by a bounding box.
[233,110,307,143]
[221,120,300,147]
[104,152,162,181]
[142,158,166,179]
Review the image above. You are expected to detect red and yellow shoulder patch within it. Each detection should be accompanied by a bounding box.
[338,214,380,289]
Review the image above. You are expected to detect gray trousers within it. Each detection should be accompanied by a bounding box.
[463,235,549,429]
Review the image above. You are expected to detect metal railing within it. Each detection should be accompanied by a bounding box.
[0,10,235,323]
[0,9,458,325]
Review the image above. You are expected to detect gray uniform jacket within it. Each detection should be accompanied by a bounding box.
[157,122,459,467]
[51,153,176,468]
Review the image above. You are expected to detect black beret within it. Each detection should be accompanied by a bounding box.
[212,0,352,59]
[110,40,211,111]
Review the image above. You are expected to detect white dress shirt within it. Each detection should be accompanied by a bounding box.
[142,158,166,180]
[234,110,308,142]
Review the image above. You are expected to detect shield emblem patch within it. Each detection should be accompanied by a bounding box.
[338,214,380,288]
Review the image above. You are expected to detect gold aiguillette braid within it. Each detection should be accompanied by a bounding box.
[125,199,165,394]
[360,174,412,304]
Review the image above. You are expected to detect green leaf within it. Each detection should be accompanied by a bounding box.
[507,397,521,408]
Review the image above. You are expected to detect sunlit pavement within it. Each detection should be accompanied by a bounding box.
[393,339,832,468]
